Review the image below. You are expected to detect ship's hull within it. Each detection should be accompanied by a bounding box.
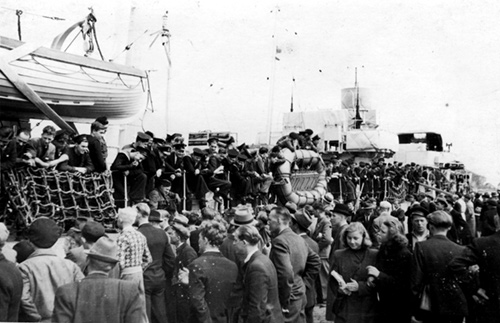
[0,36,147,122]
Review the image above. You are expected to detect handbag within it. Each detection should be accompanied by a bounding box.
[419,285,431,311]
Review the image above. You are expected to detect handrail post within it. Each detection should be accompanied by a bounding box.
[182,170,187,211]
[123,173,128,207]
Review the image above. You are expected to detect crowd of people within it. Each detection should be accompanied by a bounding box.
[0,122,471,217]
[1,122,499,323]
[1,189,500,323]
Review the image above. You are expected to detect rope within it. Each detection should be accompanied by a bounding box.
[0,6,65,21]
[91,21,105,61]
[1,168,117,229]
[31,56,81,76]
[16,10,22,41]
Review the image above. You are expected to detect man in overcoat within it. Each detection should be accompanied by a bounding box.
[187,221,238,323]
[411,211,467,323]
[234,225,284,323]
[269,207,321,323]
[0,223,23,322]
[53,237,146,323]
[449,214,500,323]
[136,204,175,323]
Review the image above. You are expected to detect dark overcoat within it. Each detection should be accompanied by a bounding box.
[373,236,412,323]
[449,231,500,323]
[0,253,23,322]
[270,227,321,313]
[329,247,378,323]
[240,250,284,323]
[188,251,238,323]
[411,235,467,318]
[52,273,144,323]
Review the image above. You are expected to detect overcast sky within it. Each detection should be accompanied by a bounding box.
[2,0,500,184]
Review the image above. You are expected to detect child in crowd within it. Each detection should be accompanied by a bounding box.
[329,222,378,323]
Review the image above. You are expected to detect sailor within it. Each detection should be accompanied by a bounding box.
[123,132,157,194]
[201,141,231,205]
[87,120,108,172]
[207,137,228,182]
[28,125,57,168]
[254,147,274,204]
[163,142,185,197]
[228,152,252,205]
[298,128,314,150]
[276,132,299,152]
[110,147,148,207]
[183,148,210,209]
[310,134,321,153]
[13,128,35,168]
[0,127,18,173]
[57,134,95,174]
[148,178,181,215]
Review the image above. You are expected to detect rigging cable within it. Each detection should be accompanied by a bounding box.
[16,9,22,41]
[0,6,65,20]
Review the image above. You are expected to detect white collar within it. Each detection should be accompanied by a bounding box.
[244,248,258,264]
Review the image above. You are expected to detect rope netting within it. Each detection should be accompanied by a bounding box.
[386,181,409,202]
[290,171,320,191]
[2,168,116,227]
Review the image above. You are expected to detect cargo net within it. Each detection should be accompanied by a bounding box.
[2,168,116,227]
[290,171,320,191]
[386,180,408,202]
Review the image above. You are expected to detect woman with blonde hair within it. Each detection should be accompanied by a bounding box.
[367,214,412,323]
[329,222,378,323]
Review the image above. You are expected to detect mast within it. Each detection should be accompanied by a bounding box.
[354,67,363,129]
[265,6,279,145]
[161,11,172,133]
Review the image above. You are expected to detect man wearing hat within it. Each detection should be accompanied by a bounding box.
[219,205,262,323]
[111,147,148,207]
[66,221,107,274]
[480,198,498,237]
[87,120,108,173]
[137,203,175,323]
[199,143,231,205]
[406,206,430,251]
[352,199,377,232]
[290,210,319,323]
[53,237,145,323]
[254,147,274,203]
[122,132,158,193]
[163,142,186,195]
[268,207,321,323]
[0,223,23,322]
[57,135,95,174]
[165,220,197,323]
[220,205,258,266]
[18,217,84,322]
[226,153,252,205]
[182,148,211,209]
